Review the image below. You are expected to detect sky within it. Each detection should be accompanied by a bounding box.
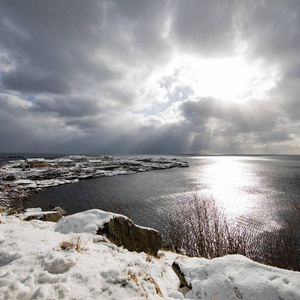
[1,0,300,155]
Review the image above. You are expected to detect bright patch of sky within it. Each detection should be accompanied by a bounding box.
[159,54,280,104]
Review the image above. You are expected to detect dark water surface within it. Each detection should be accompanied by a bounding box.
[30,155,300,234]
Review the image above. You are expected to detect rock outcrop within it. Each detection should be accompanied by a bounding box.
[97,216,162,256]
[55,209,162,256]
[24,207,66,222]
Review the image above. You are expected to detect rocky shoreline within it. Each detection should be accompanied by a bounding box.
[0,155,188,207]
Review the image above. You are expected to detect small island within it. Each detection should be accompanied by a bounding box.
[0,155,188,206]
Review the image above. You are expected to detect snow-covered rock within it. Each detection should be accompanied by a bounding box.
[55,209,119,234]
[23,207,66,222]
[173,255,300,300]
[56,209,162,256]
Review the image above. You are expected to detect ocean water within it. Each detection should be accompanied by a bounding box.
[29,155,300,234]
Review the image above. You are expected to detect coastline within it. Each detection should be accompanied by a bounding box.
[0,155,188,207]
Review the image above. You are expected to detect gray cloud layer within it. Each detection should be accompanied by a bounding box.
[1,0,300,154]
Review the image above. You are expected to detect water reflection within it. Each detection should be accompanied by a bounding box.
[31,155,300,234]
[196,157,262,218]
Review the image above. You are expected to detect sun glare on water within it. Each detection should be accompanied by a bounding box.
[200,157,259,217]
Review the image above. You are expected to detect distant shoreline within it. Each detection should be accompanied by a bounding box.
[0,155,189,207]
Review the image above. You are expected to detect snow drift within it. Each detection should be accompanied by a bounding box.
[173,255,300,300]
[0,210,299,299]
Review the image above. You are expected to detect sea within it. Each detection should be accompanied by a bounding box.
[10,154,297,236]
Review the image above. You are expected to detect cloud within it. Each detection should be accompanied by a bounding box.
[30,96,102,118]
[0,94,69,153]
[169,0,237,56]
[1,0,300,154]
[236,0,300,64]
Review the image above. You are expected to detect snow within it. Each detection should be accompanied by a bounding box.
[0,212,179,299]
[22,207,60,220]
[0,210,299,300]
[175,255,300,300]
[27,158,46,162]
[55,209,125,234]
[55,209,160,234]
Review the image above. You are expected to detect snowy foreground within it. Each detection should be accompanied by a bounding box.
[1,210,300,300]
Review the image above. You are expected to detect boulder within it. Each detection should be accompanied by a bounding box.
[55,209,162,256]
[24,206,65,222]
[97,216,162,256]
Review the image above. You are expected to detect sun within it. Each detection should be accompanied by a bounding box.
[193,58,256,101]
[164,54,279,103]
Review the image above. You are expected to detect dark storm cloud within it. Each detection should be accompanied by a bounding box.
[237,0,300,64]
[0,0,171,105]
[0,94,64,152]
[0,0,122,94]
[1,0,300,154]
[170,0,237,56]
[3,72,69,94]
[30,96,101,118]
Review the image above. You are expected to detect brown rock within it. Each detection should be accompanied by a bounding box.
[97,216,162,256]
